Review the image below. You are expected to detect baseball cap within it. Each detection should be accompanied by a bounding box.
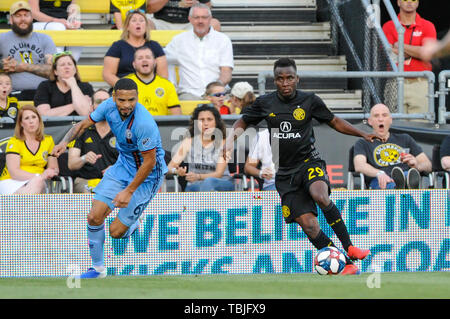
[230,82,253,99]
[10,1,32,16]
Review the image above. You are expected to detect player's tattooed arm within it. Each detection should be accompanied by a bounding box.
[52,117,94,157]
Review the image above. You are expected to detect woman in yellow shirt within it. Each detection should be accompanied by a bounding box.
[0,105,59,194]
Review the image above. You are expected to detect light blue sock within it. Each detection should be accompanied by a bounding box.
[87,223,105,269]
[121,219,140,238]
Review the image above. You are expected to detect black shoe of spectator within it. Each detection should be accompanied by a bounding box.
[391,166,405,189]
[407,168,421,189]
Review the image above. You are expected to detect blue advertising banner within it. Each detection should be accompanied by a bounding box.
[0,190,449,277]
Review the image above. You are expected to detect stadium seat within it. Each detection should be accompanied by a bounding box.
[228,143,251,191]
[431,144,449,189]
[180,100,211,115]
[0,0,109,13]
[0,29,183,48]
[347,146,366,190]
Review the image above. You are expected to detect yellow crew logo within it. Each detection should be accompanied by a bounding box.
[109,137,116,148]
[282,205,291,218]
[293,108,305,121]
[373,143,402,166]
[155,87,165,98]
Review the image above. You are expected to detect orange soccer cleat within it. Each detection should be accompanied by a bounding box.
[347,245,371,261]
[341,263,360,275]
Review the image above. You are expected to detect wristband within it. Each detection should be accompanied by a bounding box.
[259,170,263,179]
[171,167,177,175]
[81,155,86,163]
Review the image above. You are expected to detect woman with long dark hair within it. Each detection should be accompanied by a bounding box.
[167,104,233,192]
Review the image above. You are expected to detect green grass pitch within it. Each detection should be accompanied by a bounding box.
[0,272,449,299]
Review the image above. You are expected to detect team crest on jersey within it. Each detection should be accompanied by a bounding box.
[109,137,116,148]
[19,51,33,64]
[141,137,151,147]
[373,143,402,166]
[126,129,133,139]
[293,107,305,121]
[42,151,49,161]
[155,87,165,98]
[282,205,291,218]
[7,106,18,119]
[85,137,93,143]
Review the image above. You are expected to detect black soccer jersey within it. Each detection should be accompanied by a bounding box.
[241,90,334,175]
[73,126,119,179]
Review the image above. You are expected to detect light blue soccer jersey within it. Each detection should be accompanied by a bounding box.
[89,97,168,183]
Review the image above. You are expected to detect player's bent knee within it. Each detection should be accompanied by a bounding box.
[311,192,330,208]
[87,212,106,226]
[109,227,126,239]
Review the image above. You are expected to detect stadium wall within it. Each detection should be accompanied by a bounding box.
[0,190,449,277]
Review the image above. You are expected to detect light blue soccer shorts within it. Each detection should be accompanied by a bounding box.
[93,173,163,227]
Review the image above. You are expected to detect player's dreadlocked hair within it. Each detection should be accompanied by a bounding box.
[114,78,138,92]
[273,57,297,72]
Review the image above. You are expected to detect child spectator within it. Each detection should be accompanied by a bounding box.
[0,73,19,122]
[204,81,231,115]
[229,81,256,114]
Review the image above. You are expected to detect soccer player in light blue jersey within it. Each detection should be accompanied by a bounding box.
[52,78,168,278]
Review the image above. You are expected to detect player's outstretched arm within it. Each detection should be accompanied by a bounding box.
[224,117,248,160]
[328,116,385,143]
[51,117,94,157]
[113,149,156,208]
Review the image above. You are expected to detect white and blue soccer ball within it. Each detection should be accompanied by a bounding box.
[314,246,346,275]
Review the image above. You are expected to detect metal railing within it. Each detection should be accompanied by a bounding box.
[258,70,436,122]
[438,70,450,124]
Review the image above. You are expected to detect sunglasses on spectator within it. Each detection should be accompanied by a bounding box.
[208,92,227,97]
[127,9,146,15]
[401,0,417,2]
[52,51,72,63]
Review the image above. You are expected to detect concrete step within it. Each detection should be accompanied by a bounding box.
[230,74,348,92]
[212,6,317,23]
[221,22,330,41]
[233,56,347,73]
[79,52,346,72]
[232,40,332,56]
[318,91,363,112]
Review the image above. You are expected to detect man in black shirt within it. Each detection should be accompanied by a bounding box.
[353,103,432,189]
[67,89,118,193]
[226,58,383,275]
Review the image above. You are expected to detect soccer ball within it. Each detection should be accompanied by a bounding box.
[314,246,346,275]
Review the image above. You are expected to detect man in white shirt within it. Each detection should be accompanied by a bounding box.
[164,3,233,100]
[244,129,276,191]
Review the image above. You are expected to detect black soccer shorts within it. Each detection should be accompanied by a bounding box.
[275,158,330,224]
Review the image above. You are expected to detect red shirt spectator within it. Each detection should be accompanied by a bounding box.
[383,13,436,72]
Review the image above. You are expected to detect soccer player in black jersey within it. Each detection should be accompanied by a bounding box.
[226,58,384,275]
